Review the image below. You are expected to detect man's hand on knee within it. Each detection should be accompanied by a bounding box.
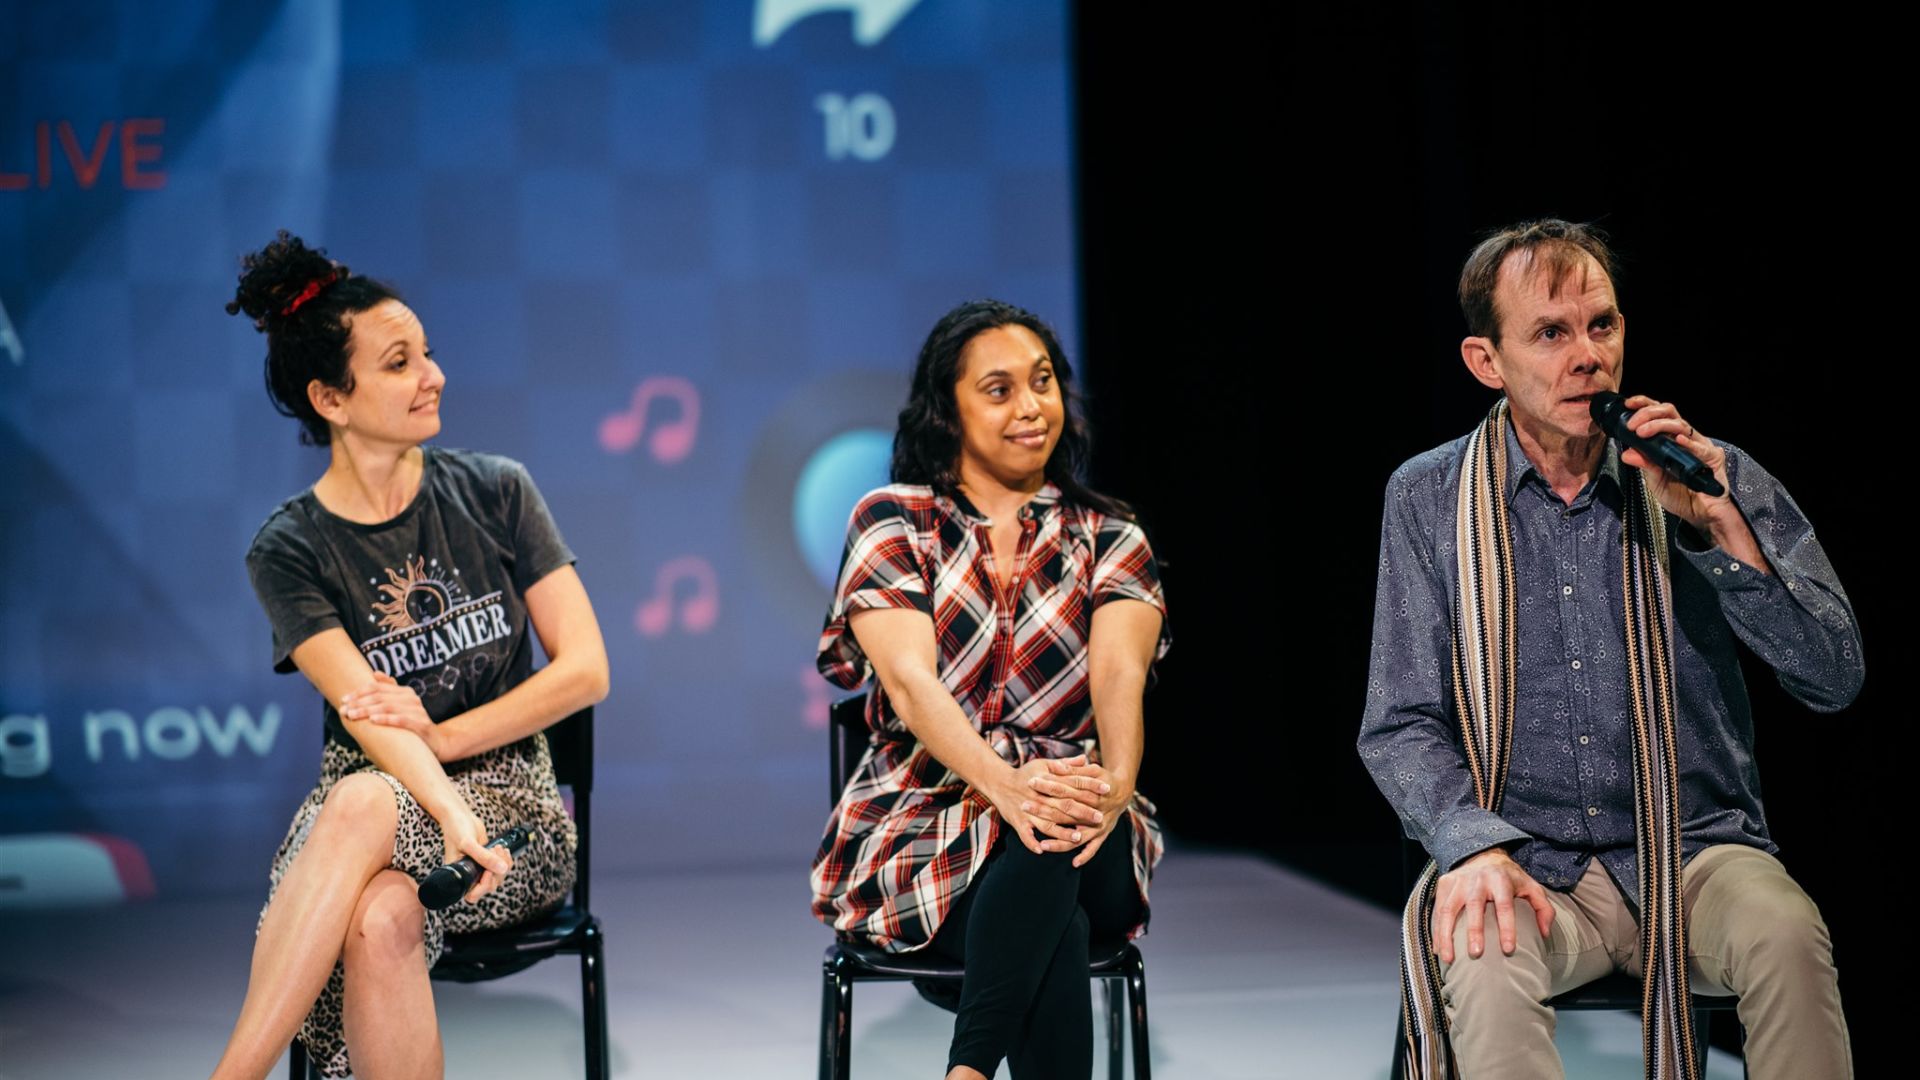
[1432,847,1555,963]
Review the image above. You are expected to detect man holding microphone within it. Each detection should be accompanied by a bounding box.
[1359,219,1861,1078]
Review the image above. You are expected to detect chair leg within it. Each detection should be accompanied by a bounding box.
[820,952,853,1080]
[1103,977,1124,1080]
[1124,948,1151,1080]
[580,921,609,1080]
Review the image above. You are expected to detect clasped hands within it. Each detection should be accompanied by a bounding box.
[987,755,1131,867]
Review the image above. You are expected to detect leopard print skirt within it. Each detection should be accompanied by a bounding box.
[260,734,577,1078]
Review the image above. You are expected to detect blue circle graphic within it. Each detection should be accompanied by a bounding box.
[794,429,894,589]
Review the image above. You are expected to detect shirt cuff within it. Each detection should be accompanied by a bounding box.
[1431,810,1532,873]
[1675,532,1786,603]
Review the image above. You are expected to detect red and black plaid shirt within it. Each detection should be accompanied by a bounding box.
[810,483,1170,952]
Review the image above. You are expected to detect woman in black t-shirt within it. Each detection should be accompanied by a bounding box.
[211,233,609,1080]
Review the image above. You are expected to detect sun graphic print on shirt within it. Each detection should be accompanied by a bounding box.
[373,554,464,631]
[357,553,513,699]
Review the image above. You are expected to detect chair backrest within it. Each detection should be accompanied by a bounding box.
[828,692,870,806]
[544,705,593,913]
[545,704,593,792]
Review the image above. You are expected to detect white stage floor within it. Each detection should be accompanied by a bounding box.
[0,849,1743,1078]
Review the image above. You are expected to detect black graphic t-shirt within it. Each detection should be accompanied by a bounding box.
[246,448,576,752]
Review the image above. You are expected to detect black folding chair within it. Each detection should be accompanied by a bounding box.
[290,706,607,1079]
[817,691,1151,1080]
[1387,837,1743,1078]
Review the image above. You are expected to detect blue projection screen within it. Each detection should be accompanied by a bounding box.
[0,0,1078,901]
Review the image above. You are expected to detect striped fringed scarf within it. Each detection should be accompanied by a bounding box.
[1396,399,1698,1080]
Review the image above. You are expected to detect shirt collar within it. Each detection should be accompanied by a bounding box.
[1502,412,1621,504]
[947,481,1063,525]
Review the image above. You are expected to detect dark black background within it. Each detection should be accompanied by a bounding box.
[1076,0,1893,1063]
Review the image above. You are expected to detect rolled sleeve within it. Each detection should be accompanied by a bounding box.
[1091,515,1171,663]
[816,491,935,690]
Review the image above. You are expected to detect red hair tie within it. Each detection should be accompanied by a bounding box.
[281,271,338,316]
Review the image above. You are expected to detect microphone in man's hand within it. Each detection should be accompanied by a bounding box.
[1587,392,1726,497]
[418,826,530,910]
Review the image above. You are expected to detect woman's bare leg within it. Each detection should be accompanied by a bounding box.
[340,869,441,1079]
[211,773,399,1080]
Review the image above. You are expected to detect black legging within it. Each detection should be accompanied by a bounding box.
[930,816,1143,1079]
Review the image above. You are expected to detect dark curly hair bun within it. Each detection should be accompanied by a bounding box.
[227,231,400,445]
[225,230,342,330]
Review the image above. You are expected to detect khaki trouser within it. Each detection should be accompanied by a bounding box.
[1439,845,1850,1079]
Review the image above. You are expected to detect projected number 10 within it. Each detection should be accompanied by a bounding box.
[814,93,896,161]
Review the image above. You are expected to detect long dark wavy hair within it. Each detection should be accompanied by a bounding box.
[225,230,402,445]
[891,299,1132,519]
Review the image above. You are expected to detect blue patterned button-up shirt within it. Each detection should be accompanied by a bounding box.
[1358,417,1863,900]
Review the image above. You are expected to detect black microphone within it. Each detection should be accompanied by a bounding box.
[1588,392,1725,497]
[417,826,530,910]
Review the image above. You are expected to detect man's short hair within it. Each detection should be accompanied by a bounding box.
[1459,219,1621,344]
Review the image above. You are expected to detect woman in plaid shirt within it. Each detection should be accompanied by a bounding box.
[810,300,1170,1079]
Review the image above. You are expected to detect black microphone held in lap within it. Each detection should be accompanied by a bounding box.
[1588,392,1726,498]
[417,826,530,910]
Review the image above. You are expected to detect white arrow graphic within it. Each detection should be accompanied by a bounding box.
[755,0,924,47]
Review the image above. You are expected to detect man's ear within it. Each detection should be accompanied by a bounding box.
[1461,336,1503,391]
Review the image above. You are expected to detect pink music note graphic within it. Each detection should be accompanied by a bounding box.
[634,555,720,637]
[598,375,701,463]
[801,665,830,729]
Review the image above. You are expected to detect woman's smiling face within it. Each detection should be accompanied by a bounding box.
[951,323,1065,490]
[316,299,446,446]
